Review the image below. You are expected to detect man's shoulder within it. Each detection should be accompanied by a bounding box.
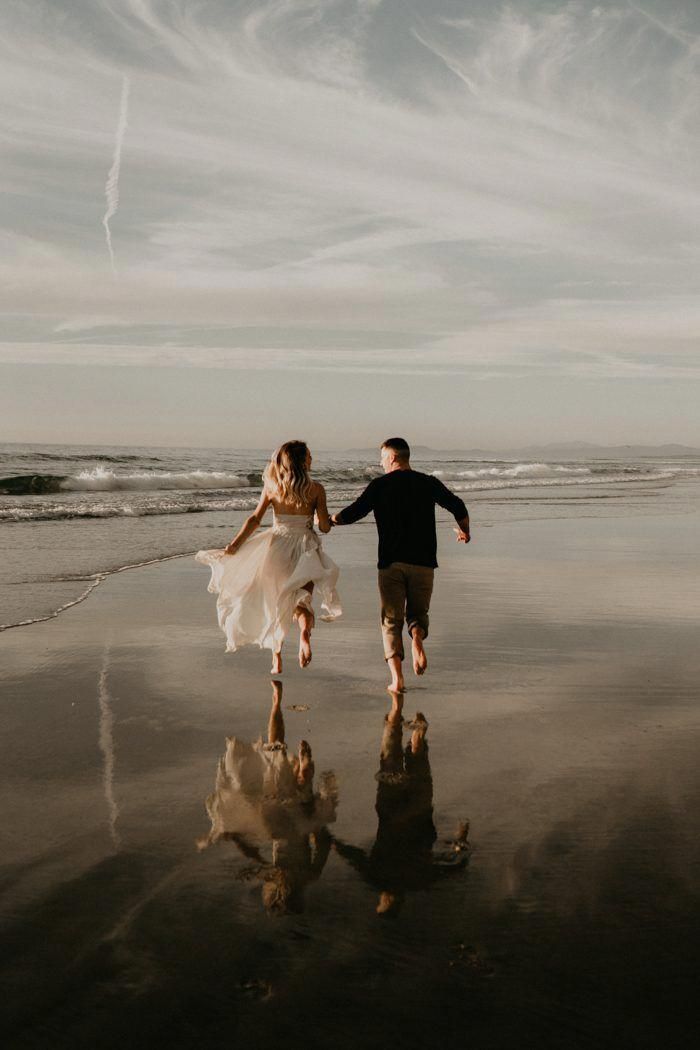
[408,469,438,486]
[383,468,432,480]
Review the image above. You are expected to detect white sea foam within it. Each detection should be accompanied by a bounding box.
[64,468,254,492]
[432,463,592,481]
[0,495,259,522]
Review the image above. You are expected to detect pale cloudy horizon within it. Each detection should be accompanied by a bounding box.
[2,0,699,448]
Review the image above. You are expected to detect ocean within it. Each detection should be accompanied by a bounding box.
[2,442,698,629]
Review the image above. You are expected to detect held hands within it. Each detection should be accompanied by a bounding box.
[453,527,471,544]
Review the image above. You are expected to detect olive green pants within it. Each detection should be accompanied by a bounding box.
[378,562,435,661]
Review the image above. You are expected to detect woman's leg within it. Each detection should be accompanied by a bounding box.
[295,583,315,668]
[271,648,283,674]
[268,680,285,743]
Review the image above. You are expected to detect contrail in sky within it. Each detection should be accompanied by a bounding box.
[627,1,696,47]
[102,75,130,275]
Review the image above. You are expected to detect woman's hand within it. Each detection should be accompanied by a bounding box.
[224,540,240,555]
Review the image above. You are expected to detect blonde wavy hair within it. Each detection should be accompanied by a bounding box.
[263,440,314,508]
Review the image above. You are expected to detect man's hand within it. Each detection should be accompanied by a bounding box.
[453,527,471,544]
[330,514,340,527]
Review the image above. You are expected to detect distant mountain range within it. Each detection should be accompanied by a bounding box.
[345,442,699,459]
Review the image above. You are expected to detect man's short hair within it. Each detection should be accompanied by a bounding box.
[381,437,410,460]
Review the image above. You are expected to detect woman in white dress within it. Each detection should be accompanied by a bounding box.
[196,440,341,673]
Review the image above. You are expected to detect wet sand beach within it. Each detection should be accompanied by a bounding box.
[2,499,700,1049]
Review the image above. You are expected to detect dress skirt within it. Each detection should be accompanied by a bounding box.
[196,513,342,653]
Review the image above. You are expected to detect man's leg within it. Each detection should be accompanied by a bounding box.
[406,566,434,676]
[378,564,407,692]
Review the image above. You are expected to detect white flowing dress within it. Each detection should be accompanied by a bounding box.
[196,513,342,653]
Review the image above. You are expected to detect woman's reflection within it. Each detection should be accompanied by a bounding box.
[333,692,468,916]
[197,680,338,914]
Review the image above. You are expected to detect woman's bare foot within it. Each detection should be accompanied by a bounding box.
[299,629,312,668]
[412,631,427,676]
[271,651,282,675]
[387,690,404,722]
[297,739,314,783]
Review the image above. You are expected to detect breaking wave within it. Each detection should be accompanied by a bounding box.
[432,462,593,481]
[0,469,258,496]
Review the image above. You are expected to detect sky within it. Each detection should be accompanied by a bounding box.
[1,0,699,449]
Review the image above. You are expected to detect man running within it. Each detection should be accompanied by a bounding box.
[331,438,470,692]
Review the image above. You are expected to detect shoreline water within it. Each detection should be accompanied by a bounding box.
[0,551,197,632]
[1,474,693,630]
[3,441,699,630]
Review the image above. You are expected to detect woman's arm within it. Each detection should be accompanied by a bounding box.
[224,492,270,554]
[314,483,332,534]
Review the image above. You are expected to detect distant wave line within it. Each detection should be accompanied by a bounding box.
[2,460,680,498]
[0,496,260,522]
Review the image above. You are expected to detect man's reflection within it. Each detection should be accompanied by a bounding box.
[197,680,338,914]
[333,693,468,916]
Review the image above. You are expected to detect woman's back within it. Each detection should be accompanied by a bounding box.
[269,482,319,519]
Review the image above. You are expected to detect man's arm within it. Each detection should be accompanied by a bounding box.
[331,480,376,526]
[331,836,370,877]
[431,478,470,543]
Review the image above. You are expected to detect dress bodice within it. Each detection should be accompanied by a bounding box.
[271,512,314,536]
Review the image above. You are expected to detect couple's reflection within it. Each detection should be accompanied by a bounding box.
[198,680,338,914]
[199,686,467,917]
[333,693,468,916]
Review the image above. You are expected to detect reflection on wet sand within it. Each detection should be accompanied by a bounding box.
[334,693,469,915]
[197,680,338,913]
[97,648,121,849]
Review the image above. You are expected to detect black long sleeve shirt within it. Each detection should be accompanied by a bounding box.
[336,470,468,569]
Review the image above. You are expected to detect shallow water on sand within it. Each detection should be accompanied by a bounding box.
[3,441,698,628]
[1,509,700,1049]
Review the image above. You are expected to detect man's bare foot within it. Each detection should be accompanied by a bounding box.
[271,652,282,675]
[387,655,405,694]
[412,632,427,676]
[299,629,312,668]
